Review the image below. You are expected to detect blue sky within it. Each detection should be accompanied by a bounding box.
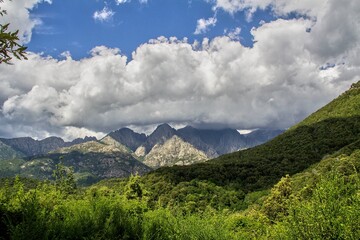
[0,0,359,140]
[28,0,274,60]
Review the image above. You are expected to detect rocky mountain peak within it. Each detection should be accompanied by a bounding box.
[143,135,208,168]
[142,123,177,154]
[154,123,175,133]
[107,128,146,151]
[71,136,97,145]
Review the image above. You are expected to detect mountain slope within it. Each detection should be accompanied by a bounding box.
[244,129,284,147]
[5,138,151,185]
[177,126,247,157]
[0,141,25,160]
[150,81,360,192]
[294,81,360,128]
[107,128,146,151]
[143,135,208,168]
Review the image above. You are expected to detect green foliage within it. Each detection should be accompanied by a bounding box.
[224,209,270,239]
[53,163,77,194]
[0,0,27,64]
[0,180,234,240]
[162,180,245,213]
[272,170,360,239]
[1,152,360,240]
[263,175,292,221]
[125,174,146,200]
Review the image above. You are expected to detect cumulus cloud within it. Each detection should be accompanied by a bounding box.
[194,17,217,35]
[93,7,115,22]
[0,0,359,140]
[0,0,51,43]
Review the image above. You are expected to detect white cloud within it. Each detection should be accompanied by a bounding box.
[0,0,359,140]
[194,17,217,35]
[209,0,324,17]
[0,0,51,43]
[225,27,241,40]
[93,7,115,22]
[115,0,131,4]
[115,0,147,4]
[62,127,105,142]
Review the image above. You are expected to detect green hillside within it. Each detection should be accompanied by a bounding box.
[294,81,360,127]
[0,139,151,186]
[147,81,360,193]
[0,141,24,160]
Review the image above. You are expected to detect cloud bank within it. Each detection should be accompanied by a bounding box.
[0,0,359,140]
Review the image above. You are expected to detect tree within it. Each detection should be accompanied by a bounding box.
[53,163,77,194]
[263,174,292,221]
[125,175,145,200]
[0,0,27,64]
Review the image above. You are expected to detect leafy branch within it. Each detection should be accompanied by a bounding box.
[0,0,27,64]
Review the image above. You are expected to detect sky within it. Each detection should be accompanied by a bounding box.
[0,0,359,140]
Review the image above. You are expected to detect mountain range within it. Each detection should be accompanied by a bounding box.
[109,123,283,159]
[0,136,97,157]
[0,125,283,184]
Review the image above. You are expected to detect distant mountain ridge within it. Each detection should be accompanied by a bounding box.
[99,124,282,168]
[109,124,284,159]
[0,123,283,184]
[0,136,97,158]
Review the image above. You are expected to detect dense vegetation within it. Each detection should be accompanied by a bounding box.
[1,148,360,239]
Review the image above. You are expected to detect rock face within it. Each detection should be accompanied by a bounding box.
[0,136,97,157]
[143,136,208,168]
[177,127,247,157]
[70,136,97,145]
[107,128,146,151]
[141,123,177,154]
[134,146,146,158]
